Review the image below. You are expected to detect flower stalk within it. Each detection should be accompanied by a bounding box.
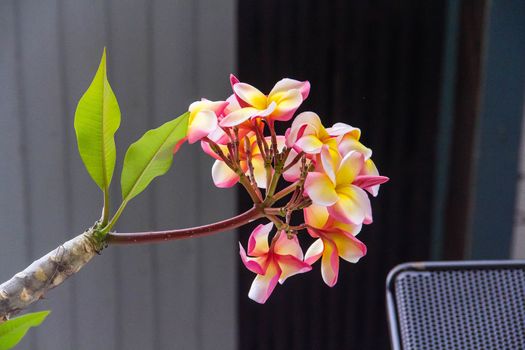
[106,206,264,245]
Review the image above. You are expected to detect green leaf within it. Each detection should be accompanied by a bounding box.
[74,48,121,192]
[121,112,189,202]
[0,311,50,350]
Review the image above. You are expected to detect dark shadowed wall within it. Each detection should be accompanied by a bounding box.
[0,0,237,349]
[237,1,446,349]
[236,1,525,349]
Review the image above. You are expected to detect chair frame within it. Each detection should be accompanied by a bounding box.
[386,260,525,350]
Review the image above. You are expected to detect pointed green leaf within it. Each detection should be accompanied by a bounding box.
[74,48,121,192]
[121,112,189,202]
[0,311,50,350]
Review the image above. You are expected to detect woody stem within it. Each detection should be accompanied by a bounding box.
[106,205,264,245]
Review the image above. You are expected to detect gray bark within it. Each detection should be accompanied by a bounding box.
[0,227,103,321]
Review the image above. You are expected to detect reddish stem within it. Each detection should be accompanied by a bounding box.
[282,151,304,172]
[268,120,279,164]
[253,119,270,158]
[270,181,299,203]
[107,206,263,245]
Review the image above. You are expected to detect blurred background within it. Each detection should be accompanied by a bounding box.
[0,0,524,349]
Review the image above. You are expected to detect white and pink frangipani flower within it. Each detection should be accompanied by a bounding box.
[220,75,310,127]
[304,148,388,225]
[286,112,335,154]
[303,204,366,287]
[239,222,312,304]
[333,127,386,196]
[286,112,363,155]
[286,113,372,159]
[187,99,228,144]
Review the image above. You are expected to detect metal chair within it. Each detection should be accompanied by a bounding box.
[386,260,525,350]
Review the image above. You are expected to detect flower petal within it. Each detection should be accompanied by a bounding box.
[248,260,281,304]
[282,148,302,182]
[296,135,324,154]
[212,160,239,188]
[329,185,372,225]
[277,254,312,284]
[330,230,367,263]
[331,219,362,237]
[239,243,267,275]
[292,112,323,135]
[188,110,218,144]
[220,107,260,127]
[320,145,340,183]
[304,172,338,206]
[224,93,241,113]
[327,122,361,139]
[287,111,323,147]
[173,137,187,155]
[230,73,240,87]
[190,100,229,116]
[338,134,372,159]
[352,175,389,195]
[303,203,330,229]
[269,78,310,100]
[270,89,303,121]
[248,222,272,256]
[286,124,306,148]
[274,232,303,259]
[251,155,268,189]
[304,238,324,265]
[336,151,364,185]
[359,159,382,196]
[207,125,229,143]
[259,101,277,117]
[200,139,228,160]
[233,82,267,109]
[320,238,339,287]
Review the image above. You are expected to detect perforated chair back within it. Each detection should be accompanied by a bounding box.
[386,260,525,350]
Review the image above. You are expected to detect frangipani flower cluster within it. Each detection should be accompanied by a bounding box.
[185,75,388,303]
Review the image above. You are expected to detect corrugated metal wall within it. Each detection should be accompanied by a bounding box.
[0,0,237,349]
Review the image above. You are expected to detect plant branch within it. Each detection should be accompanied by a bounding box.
[265,214,285,230]
[0,226,104,320]
[264,207,285,216]
[106,205,263,245]
[266,181,298,205]
[0,206,266,319]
